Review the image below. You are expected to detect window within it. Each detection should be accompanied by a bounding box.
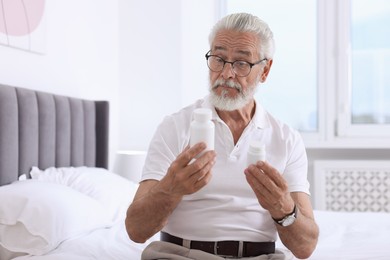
[337,0,390,137]
[224,0,390,146]
[224,0,317,133]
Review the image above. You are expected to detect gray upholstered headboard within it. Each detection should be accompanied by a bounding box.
[0,84,109,186]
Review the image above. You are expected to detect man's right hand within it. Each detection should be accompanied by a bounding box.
[125,142,216,243]
[159,142,216,197]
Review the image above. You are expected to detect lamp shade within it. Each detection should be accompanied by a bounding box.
[113,150,146,183]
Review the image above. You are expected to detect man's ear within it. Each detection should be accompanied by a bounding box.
[260,59,273,83]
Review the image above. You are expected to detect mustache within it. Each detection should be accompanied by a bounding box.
[212,79,242,92]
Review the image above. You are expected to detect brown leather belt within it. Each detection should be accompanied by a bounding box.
[160,232,275,258]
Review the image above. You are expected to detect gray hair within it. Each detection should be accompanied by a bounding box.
[208,13,275,59]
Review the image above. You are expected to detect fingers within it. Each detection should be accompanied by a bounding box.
[245,173,274,207]
[188,147,216,171]
[175,142,209,167]
[246,161,287,191]
[244,161,290,211]
[245,167,276,206]
[166,142,216,196]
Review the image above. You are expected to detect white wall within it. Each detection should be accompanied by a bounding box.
[117,0,220,152]
[1,1,389,205]
[0,0,120,168]
[6,0,385,174]
[0,0,221,167]
[118,0,181,152]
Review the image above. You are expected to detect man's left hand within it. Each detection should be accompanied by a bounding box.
[244,161,295,219]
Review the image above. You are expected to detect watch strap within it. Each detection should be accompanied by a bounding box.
[272,204,297,225]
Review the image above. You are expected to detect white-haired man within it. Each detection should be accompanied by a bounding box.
[126,12,319,260]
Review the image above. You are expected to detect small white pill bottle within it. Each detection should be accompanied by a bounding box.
[247,140,266,165]
[190,108,215,154]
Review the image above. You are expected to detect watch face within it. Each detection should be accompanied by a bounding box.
[274,204,298,227]
[281,216,296,227]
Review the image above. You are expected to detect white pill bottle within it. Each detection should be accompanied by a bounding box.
[190,108,215,153]
[247,140,266,165]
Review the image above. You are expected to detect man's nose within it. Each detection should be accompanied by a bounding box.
[220,62,236,79]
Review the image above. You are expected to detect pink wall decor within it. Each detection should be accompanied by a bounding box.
[0,0,46,53]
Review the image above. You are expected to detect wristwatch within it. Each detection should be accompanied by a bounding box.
[273,204,298,227]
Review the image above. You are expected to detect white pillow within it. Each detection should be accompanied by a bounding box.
[0,246,27,260]
[0,180,112,256]
[30,167,139,222]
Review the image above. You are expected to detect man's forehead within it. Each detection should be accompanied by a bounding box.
[212,30,259,56]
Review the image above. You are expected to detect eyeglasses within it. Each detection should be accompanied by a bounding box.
[205,50,267,77]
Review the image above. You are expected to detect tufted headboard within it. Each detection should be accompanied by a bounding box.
[0,84,109,186]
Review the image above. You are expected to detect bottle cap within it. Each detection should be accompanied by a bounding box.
[193,108,212,122]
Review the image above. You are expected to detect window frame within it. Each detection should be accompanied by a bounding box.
[336,0,390,138]
[221,0,390,148]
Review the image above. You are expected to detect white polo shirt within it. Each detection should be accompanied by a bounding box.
[142,96,310,242]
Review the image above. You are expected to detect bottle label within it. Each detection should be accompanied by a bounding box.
[190,126,214,148]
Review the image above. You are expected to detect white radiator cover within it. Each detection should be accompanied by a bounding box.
[313,160,390,212]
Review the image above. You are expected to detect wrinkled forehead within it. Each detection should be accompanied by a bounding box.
[211,29,260,58]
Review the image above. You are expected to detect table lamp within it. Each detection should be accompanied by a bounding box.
[113,150,146,183]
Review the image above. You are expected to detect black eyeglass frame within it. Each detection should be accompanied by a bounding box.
[205,50,268,77]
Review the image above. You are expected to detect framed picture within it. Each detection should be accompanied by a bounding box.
[0,0,46,54]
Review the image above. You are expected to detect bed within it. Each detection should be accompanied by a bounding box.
[1,84,390,260]
[0,84,158,260]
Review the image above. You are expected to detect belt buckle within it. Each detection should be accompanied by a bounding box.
[213,241,244,258]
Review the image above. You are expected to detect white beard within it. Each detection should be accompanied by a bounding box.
[209,78,258,111]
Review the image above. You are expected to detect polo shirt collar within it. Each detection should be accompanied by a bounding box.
[251,101,270,129]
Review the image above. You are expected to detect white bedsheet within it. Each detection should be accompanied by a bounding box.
[12,211,390,260]
[308,210,390,260]
[12,221,158,260]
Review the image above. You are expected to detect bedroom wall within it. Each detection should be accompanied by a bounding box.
[2,1,387,206]
[117,0,220,152]
[117,0,181,153]
[0,0,120,168]
[117,1,390,208]
[0,0,219,170]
